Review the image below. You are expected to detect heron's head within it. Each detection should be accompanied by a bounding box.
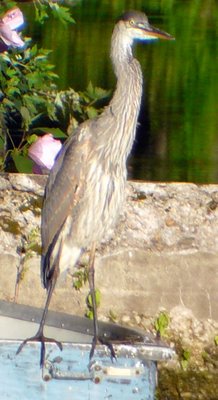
[118,10,174,42]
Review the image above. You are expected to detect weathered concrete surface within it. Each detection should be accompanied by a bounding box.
[0,173,218,324]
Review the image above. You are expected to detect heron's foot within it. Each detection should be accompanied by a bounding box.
[90,335,116,361]
[16,330,63,368]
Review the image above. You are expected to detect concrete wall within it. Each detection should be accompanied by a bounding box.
[0,173,217,322]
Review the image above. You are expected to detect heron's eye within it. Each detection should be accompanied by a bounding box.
[129,19,135,27]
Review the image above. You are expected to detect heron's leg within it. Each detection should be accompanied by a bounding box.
[88,243,99,347]
[16,273,62,368]
[88,243,116,361]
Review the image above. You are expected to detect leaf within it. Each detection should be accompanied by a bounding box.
[86,81,94,96]
[181,358,188,370]
[93,86,111,100]
[85,310,94,320]
[86,106,98,119]
[108,309,117,323]
[154,311,170,337]
[0,135,4,150]
[0,2,17,13]
[2,98,15,108]
[20,106,31,125]
[0,156,4,171]
[5,69,17,79]
[31,127,67,139]
[55,92,65,109]
[1,53,11,63]
[26,134,38,145]
[87,289,101,309]
[85,81,110,100]
[11,152,33,173]
[6,86,21,97]
[26,72,42,89]
[180,349,191,370]
[85,289,101,319]
[35,4,49,24]
[20,105,33,130]
[182,349,191,360]
[50,4,75,24]
[27,44,38,58]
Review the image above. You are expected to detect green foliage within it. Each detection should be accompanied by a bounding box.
[0,2,17,14]
[31,127,67,139]
[0,1,74,172]
[0,3,107,173]
[72,267,89,291]
[12,151,33,173]
[86,289,101,320]
[0,43,60,171]
[0,1,74,24]
[85,82,111,103]
[0,45,58,122]
[49,3,75,25]
[82,82,111,119]
[154,311,170,337]
[20,227,41,264]
[108,309,117,323]
[35,2,74,25]
[214,335,218,346]
[180,348,191,370]
[55,85,110,132]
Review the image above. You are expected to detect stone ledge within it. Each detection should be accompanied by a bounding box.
[0,173,217,323]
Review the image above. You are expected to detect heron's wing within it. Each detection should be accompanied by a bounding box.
[41,123,91,262]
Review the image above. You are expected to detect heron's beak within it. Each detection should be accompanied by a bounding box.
[143,24,174,40]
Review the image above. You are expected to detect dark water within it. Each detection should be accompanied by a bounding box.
[21,0,218,183]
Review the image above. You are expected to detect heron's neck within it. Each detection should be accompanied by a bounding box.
[110,25,134,76]
[105,26,143,166]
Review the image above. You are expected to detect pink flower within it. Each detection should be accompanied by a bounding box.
[28,134,62,174]
[0,7,24,50]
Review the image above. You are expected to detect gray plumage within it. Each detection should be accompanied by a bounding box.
[41,11,173,288]
[41,12,146,288]
[17,10,173,366]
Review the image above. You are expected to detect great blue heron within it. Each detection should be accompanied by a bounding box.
[17,10,174,366]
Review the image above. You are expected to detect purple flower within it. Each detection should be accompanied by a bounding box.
[0,7,25,50]
[28,134,62,174]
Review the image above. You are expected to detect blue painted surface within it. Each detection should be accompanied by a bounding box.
[0,341,158,400]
